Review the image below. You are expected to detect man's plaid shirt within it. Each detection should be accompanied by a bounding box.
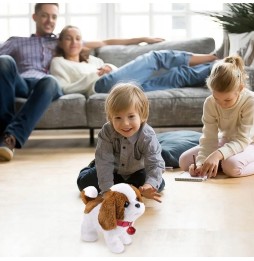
[0,35,57,79]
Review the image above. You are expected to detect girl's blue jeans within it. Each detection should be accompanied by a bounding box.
[0,55,63,148]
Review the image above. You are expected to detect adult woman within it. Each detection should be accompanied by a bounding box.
[50,25,218,97]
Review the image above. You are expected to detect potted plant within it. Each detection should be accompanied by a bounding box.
[200,3,254,33]
[199,3,254,62]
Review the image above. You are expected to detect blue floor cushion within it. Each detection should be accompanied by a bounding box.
[157,130,202,168]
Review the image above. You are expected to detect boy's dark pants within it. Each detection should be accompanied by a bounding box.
[77,166,146,192]
[77,163,165,193]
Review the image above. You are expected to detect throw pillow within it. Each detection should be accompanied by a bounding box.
[157,130,201,168]
[228,32,254,55]
[228,31,254,67]
[243,38,254,67]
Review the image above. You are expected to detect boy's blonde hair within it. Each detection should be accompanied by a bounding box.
[206,55,247,92]
[105,83,149,122]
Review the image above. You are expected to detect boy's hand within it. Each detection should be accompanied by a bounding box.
[139,184,162,203]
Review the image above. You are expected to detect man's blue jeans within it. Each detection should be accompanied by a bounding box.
[95,50,212,93]
[0,55,63,148]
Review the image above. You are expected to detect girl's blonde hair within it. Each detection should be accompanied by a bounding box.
[105,82,149,122]
[206,55,247,92]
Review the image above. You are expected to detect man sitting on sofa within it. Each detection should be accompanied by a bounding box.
[0,3,164,162]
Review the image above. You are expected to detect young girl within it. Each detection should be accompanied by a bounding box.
[77,83,165,202]
[179,55,254,178]
[50,25,217,97]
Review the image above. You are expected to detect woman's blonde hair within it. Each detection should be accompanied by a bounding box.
[206,55,247,92]
[105,82,149,122]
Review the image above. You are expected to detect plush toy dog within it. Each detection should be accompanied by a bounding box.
[80,183,145,254]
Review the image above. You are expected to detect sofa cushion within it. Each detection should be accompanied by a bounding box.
[86,87,210,128]
[95,37,216,67]
[157,130,201,168]
[15,94,87,129]
[146,87,210,126]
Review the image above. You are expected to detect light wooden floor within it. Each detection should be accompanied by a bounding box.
[1,130,254,257]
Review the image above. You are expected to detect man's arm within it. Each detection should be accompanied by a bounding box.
[85,37,165,49]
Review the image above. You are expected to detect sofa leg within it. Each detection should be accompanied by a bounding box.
[89,129,94,145]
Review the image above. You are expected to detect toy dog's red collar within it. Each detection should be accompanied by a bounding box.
[117,220,136,235]
[117,220,132,227]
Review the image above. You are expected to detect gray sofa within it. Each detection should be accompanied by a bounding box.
[15,36,254,144]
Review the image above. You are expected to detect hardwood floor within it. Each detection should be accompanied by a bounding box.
[1,129,254,257]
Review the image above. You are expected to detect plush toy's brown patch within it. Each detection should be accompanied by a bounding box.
[85,197,104,214]
[98,191,128,231]
[80,191,103,213]
[80,191,88,204]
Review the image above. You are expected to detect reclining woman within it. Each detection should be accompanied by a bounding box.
[50,25,218,96]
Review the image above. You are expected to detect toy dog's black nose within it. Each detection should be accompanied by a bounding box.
[135,203,140,208]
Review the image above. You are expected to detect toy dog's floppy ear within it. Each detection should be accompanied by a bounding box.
[98,191,128,230]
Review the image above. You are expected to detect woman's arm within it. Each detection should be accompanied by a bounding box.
[85,37,165,49]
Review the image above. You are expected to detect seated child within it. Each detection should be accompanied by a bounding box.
[77,82,165,202]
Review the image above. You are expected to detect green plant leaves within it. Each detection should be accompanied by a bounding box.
[198,3,254,33]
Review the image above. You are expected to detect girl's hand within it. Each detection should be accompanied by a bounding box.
[200,150,223,178]
[139,184,162,203]
[189,163,202,177]
[97,65,112,76]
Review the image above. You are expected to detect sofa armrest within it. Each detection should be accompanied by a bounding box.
[246,67,254,91]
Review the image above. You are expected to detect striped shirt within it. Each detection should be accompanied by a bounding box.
[0,36,57,79]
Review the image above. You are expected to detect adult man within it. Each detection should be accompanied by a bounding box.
[0,3,164,161]
[0,3,61,162]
